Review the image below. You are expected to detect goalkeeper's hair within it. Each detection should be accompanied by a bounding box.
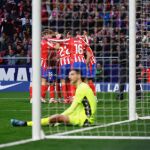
[70,69,81,75]
[70,69,85,81]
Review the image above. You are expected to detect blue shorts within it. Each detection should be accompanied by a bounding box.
[72,62,87,78]
[41,67,56,82]
[59,64,71,79]
[87,64,96,79]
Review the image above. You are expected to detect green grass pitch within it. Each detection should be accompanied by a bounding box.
[0,92,150,150]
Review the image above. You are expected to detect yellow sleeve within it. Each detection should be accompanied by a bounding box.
[61,100,78,116]
[62,84,86,116]
[74,85,85,103]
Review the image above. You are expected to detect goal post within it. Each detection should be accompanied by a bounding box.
[32,0,150,140]
[1,0,150,149]
[32,0,42,140]
[129,0,136,121]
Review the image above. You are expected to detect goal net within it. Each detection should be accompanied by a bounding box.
[39,0,150,139]
[1,1,150,147]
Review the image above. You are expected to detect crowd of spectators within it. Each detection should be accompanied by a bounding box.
[0,0,32,65]
[136,0,150,83]
[0,0,129,66]
[45,0,129,58]
[0,0,150,82]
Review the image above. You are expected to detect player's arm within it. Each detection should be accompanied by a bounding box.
[48,38,70,43]
[80,38,92,65]
[62,86,85,116]
[54,43,60,50]
[47,41,60,50]
[61,100,79,116]
[85,47,92,65]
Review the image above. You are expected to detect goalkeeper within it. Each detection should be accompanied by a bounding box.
[11,69,97,127]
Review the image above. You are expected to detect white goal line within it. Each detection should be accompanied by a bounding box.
[47,119,133,137]
[45,135,150,140]
[1,118,150,149]
[46,118,150,139]
[0,139,33,149]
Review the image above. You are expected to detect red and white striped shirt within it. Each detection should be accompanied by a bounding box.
[57,42,71,66]
[87,47,96,65]
[41,39,55,69]
[68,37,87,64]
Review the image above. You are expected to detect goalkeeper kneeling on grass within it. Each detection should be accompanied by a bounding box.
[11,69,97,127]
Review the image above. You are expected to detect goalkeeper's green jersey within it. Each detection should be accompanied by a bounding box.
[62,82,97,126]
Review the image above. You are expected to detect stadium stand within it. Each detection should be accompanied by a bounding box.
[0,0,150,82]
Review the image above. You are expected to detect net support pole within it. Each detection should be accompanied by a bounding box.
[32,0,42,140]
[129,0,136,120]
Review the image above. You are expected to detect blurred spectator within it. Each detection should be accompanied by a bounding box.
[136,54,142,99]
[0,0,149,79]
[16,49,27,65]
[96,62,103,82]
[0,0,32,65]
[0,51,4,64]
[5,45,17,65]
[0,0,129,66]
[141,57,150,83]
[116,45,128,100]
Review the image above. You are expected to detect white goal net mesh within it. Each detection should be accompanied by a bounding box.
[1,0,150,142]
[38,0,150,138]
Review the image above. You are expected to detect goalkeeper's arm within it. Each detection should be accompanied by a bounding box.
[61,100,79,116]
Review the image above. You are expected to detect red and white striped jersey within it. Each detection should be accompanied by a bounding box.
[87,47,96,65]
[48,37,94,65]
[57,42,70,66]
[68,37,88,64]
[78,36,96,65]
[41,39,55,69]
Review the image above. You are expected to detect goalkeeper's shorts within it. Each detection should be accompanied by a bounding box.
[68,113,90,127]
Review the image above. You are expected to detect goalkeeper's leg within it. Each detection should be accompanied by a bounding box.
[11,115,70,127]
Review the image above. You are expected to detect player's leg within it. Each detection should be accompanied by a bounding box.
[29,82,32,102]
[116,67,126,100]
[11,115,70,127]
[27,114,70,126]
[59,65,67,100]
[29,67,48,103]
[48,82,57,103]
[62,78,74,103]
[49,114,70,124]
[56,64,62,102]
[87,64,96,96]
[66,78,71,99]
[29,82,48,103]
[40,67,49,102]
[67,113,89,127]
[65,64,73,103]
[41,78,48,103]
[60,64,71,103]
[65,64,75,103]
[55,79,62,103]
[61,79,67,99]
[47,68,57,103]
